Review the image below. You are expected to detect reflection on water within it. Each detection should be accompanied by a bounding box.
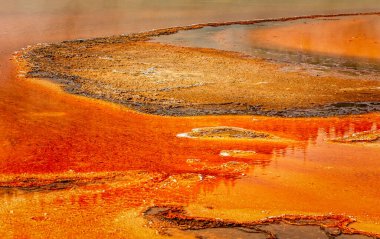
[1,101,378,174]
[1,0,380,237]
[0,113,379,236]
[151,15,380,79]
[2,0,380,54]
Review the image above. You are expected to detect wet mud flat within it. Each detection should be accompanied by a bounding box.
[154,15,380,81]
[7,12,380,239]
[16,12,380,117]
[144,206,377,239]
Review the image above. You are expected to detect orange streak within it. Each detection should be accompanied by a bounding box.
[0,9,380,237]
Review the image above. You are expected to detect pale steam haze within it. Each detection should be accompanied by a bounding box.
[1,0,380,54]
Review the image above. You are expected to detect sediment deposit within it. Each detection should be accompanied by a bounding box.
[16,13,380,117]
[7,12,380,238]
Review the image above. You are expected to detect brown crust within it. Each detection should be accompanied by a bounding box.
[144,206,380,238]
[15,12,380,117]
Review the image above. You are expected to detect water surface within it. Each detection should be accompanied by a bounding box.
[151,15,380,79]
[1,1,380,238]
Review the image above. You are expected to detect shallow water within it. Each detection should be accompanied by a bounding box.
[151,15,380,79]
[1,1,380,238]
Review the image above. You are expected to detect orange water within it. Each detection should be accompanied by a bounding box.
[2,57,380,235]
[249,15,380,60]
[1,1,380,237]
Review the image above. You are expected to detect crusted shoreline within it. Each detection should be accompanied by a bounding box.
[144,206,379,239]
[15,12,380,117]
